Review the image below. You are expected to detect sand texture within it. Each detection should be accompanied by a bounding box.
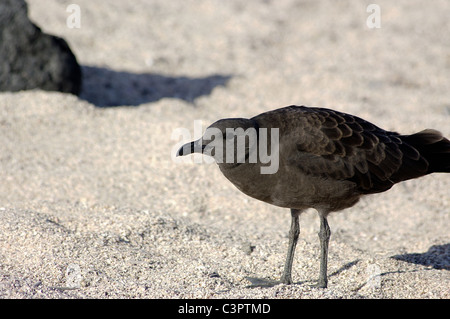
[0,0,449,298]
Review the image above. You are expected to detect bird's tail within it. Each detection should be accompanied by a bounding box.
[401,129,450,173]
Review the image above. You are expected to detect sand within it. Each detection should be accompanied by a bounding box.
[0,0,449,299]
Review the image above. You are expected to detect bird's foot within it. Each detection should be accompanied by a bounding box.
[280,276,292,285]
[311,279,327,289]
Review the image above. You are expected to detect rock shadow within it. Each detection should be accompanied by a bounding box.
[80,65,232,107]
[391,243,449,270]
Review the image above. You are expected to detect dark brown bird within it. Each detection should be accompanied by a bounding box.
[177,105,450,288]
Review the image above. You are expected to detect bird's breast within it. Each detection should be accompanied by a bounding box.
[219,162,360,212]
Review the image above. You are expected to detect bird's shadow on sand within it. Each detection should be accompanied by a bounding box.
[245,259,361,288]
[391,243,449,270]
[79,65,232,107]
[245,244,450,289]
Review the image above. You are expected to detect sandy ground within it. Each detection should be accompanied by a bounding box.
[0,0,449,299]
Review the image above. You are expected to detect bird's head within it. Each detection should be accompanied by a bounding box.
[177,118,259,166]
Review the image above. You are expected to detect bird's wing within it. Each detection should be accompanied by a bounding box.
[260,106,429,193]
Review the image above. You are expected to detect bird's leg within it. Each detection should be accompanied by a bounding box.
[281,209,301,284]
[317,215,331,288]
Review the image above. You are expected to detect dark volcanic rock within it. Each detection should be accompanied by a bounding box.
[0,0,82,95]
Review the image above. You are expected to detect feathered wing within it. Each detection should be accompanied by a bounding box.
[256,106,434,194]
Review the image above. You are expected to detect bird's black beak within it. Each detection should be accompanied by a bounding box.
[177,139,204,157]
